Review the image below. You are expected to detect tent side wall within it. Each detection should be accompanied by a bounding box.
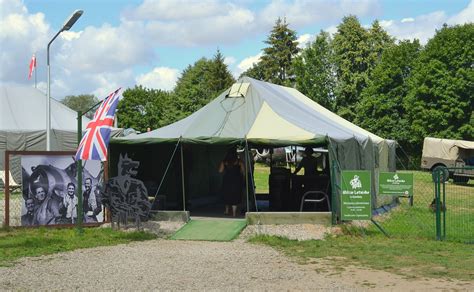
[328,137,397,219]
[109,142,235,210]
[0,130,62,184]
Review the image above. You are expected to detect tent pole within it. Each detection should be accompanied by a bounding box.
[180,139,186,211]
[244,138,249,213]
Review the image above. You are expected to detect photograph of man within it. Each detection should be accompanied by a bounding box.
[33,185,61,225]
[21,198,35,226]
[83,178,99,223]
[63,182,78,224]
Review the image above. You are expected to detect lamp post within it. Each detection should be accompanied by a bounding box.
[46,9,83,150]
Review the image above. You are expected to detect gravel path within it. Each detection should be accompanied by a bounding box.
[1,223,472,291]
[0,239,354,291]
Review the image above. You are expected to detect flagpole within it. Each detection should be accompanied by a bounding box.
[77,110,84,234]
[34,61,37,89]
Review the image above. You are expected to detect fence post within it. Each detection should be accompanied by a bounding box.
[4,151,9,228]
[435,169,441,241]
[330,160,338,225]
[442,177,446,241]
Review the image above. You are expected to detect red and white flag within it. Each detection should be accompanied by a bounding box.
[28,54,36,79]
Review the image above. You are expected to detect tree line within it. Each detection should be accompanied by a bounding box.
[62,16,473,162]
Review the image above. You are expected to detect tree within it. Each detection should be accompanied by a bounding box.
[208,49,235,93]
[242,18,299,85]
[406,24,474,149]
[332,15,371,121]
[116,85,172,132]
[172,51,235,121]
[355,40,421,152]
[240,61,266,80]
[61,94,99,119]
[293,30,336,110]
[367,20,395,76]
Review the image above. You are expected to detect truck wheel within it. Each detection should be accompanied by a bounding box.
[453,175,469,184]
[432,166,449,183]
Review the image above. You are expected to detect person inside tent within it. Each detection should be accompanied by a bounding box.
[293,147,318,176]
[219,147,244,217]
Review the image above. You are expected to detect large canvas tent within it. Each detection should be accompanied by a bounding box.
[0,84,93,181]
[111,77,396,214]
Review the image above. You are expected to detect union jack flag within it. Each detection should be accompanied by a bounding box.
[75,88,121,161]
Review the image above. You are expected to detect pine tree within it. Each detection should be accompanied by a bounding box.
[367,20,395,77]
[293,31,336,110]
[332,15,371,121]
[208,49,235,94]
[258,17,300,85]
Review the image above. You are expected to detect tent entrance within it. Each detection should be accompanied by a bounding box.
[188,203,246,219]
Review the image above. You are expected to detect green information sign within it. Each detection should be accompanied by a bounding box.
[378,172,413,197]
[341,171,372,220]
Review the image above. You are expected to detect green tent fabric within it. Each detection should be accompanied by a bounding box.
[113,77,390,147]
[110,77,397,210]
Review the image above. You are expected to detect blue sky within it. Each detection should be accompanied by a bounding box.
[1,0,473,99]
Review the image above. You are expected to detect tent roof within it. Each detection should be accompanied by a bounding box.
[113,77,387,145]
[0,84,90,131]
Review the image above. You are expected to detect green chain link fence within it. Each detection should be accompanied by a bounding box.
[369,166,473,243]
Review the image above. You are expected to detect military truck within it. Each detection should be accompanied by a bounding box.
[421,137,474,183]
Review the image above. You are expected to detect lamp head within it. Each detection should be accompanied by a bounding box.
[62,10,83,31]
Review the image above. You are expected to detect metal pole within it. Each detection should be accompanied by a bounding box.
[4,151,10,228]
[244,140,249,213]
[330,160,338,225]
[76,111,83,233]
[435,170,441,240]
[46,30,62,151]
[442,177,446,240]
[180,141,186,211]
[34,61,37,89]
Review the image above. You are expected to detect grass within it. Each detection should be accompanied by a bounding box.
[0,190,23,200]
[170,219,247,241]
[250,234,474,281]
[253,163,270,193]
[253,165,473,242]
[0,227,156,266]
[374,171,474,243]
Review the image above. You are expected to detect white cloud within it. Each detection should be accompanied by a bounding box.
[401,17,415,23]
[236,52,262,76]
[324,25,338,36]
[224,56,236,66]
[60,31,82,41]
[2,0,473,101]
[379,11,448,44]
[136,67,179,91]
[259,0,380,28]
[374,1,473,44]
[297,33,314,48]
[448,0,474,25]
[124,0,224,20]
[0,0,50,83]
[125,0,381,46]
[144,6,256,46]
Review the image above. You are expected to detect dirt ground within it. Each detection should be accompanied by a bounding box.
[1,237,472,291]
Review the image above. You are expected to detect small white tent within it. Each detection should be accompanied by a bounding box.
[0,84,90,180]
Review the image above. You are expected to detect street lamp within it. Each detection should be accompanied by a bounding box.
[46,9,83,150]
